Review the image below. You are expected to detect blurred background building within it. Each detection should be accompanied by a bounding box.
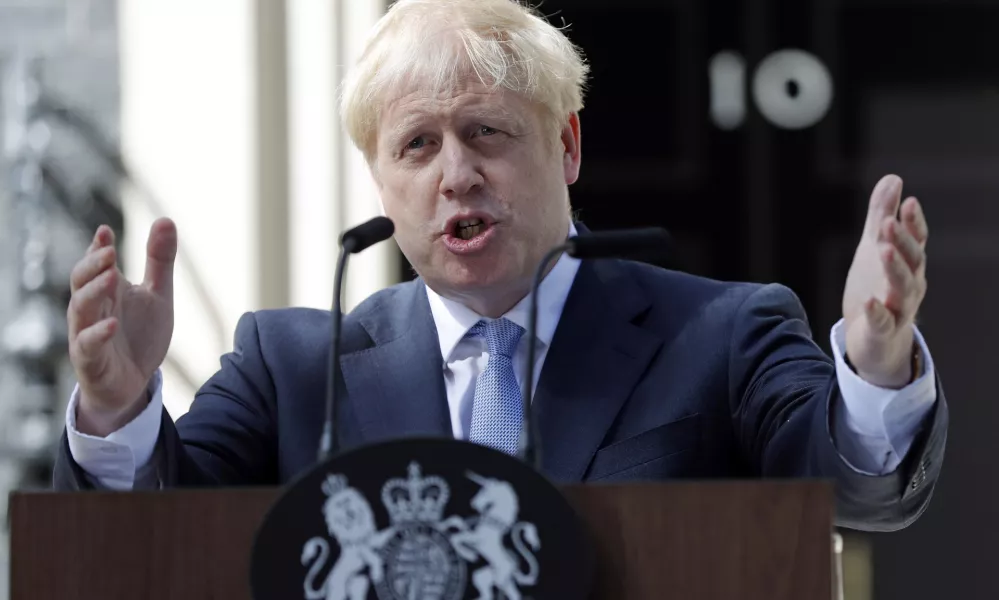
[0,0,995,598]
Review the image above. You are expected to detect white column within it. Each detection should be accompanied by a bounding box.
[340,0,399,311]
[287,0,399,312]
[118,0,289,416]
[287,0,340,309]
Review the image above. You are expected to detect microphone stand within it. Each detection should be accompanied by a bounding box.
[316,217,394,462]
[522,243,571,470]
[522,227,671,470]
[319,246,350,461]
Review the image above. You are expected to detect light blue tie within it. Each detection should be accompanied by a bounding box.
[467,318,525,455]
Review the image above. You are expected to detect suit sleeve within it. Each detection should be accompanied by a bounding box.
[727,283,948,532]
[52,311,279,489]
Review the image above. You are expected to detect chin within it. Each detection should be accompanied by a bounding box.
[439,254,523,294]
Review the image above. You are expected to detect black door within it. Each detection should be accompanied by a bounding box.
[536,0,999,598]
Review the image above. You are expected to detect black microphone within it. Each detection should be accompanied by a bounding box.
[520,226,671,469]
[340,215,395,254]
[566,227,671,260]
[317,216,395,461]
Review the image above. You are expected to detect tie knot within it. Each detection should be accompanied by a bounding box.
[469,318,524,358]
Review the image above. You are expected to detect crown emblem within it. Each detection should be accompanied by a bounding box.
[381,461,450,524]
[321,473,349,497]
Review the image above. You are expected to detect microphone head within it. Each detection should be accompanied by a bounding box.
[566,227,671,261]
[341,216,395,253]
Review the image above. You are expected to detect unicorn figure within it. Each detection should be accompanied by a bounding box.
[442,472,542,600]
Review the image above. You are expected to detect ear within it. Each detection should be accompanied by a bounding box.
[561,112,582,185]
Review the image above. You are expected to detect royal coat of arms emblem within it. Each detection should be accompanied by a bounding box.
[300,461,541,600]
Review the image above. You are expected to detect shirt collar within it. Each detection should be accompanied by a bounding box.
[426,222,582,362]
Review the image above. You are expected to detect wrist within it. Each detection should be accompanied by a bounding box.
[76,388,152,437]
[845,340,921,389]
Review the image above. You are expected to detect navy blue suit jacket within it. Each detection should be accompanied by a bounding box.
[54,258,948,531]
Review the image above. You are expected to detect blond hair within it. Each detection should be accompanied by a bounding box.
[340,0,589,160]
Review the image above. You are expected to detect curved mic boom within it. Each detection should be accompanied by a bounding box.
[318,216,395,461]
[566,227,671,260]
[522,226,671,469]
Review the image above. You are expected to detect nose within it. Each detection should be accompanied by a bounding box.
[438,139,484,198]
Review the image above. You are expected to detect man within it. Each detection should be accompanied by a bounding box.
[55,0,946,532]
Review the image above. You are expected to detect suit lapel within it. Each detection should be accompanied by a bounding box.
[340,283,452,445]
[533,259,663,482]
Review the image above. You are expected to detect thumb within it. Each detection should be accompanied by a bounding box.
[143,217,178,297]
[864,297,896,336]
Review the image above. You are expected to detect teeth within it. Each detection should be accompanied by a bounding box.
[458,224,482,240]
[453,217,486,241]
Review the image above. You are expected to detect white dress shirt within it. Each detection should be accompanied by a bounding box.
[425,239,581,440]
[65,224,939,489]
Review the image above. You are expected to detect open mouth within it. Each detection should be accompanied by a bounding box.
[442,215,496,254]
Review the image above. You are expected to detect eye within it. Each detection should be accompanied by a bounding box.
[476,125,499,136]
[406,136,427,150]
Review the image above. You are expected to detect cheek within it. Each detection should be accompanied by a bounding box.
[380,179,428,225]
[514,166,564,221]
[378,180,440,259]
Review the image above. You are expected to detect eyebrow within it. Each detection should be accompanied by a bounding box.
[386,104,528,144]
[386,117,425,145]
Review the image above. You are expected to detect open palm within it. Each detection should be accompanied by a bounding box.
[68,218,177,424]
[842,175,928,388]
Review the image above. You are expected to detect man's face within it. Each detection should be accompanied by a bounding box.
[373,78,581,315]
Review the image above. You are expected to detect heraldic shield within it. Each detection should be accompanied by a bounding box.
[251,438,593,600]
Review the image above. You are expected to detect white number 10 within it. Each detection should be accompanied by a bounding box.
[709,49,834,130]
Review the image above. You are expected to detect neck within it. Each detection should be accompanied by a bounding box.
[443,249,567,318]
[446,282,531,319]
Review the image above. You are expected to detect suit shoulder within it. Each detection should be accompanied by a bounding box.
[619,260,805,320]
[247,279,422,345]
[621,260,755,305]
[344,278,424,324]
[245,306,329,338]
[249,280,419,322]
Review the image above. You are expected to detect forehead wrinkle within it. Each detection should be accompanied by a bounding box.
[386,94,529,141]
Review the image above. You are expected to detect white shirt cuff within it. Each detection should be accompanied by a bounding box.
[65,370,164,490]
[829,320,937,475]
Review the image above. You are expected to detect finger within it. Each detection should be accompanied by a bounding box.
[68,268,118,338]
[901,196,928,247]
[143,218,178,297]
[87,225,116,254]
[882,218,924,274]
[864,175,903,239]
[865,297,896,335]
[882,244,915,314]
[73,317,118,362]
[70,246,117,293]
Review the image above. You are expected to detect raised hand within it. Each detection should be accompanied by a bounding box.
[842,175,929,389]
[68,218,178,436]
